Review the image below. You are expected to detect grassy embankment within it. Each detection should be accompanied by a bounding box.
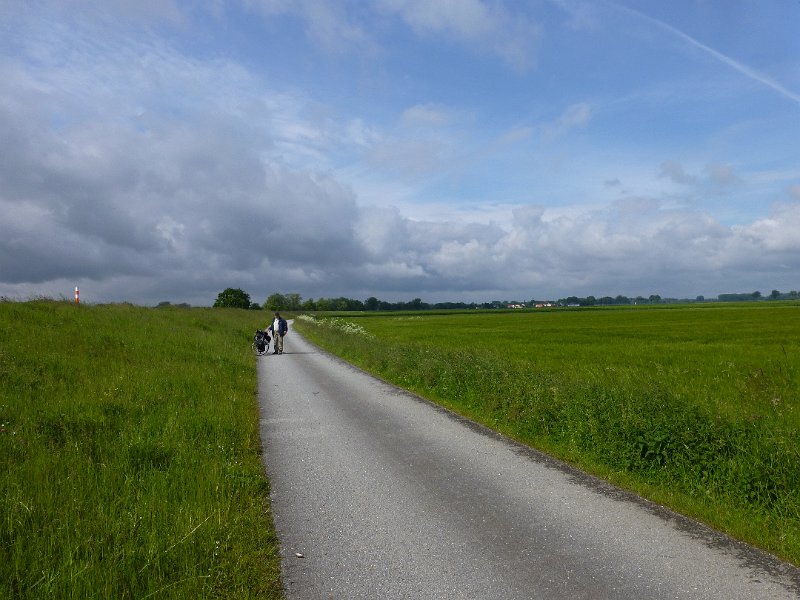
[0,300,283,599]
[294,303,800,565]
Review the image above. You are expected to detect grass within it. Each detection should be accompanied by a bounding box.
[294,303,800,565]
[4,298,797,594]
[0,300,283,599]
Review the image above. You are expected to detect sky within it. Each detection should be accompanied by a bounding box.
[1,0,799,306]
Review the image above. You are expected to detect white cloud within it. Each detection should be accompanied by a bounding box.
[242,0,375,53]
[733,201,800,254]
[383,0,497,38]
[380,0,542,71]
[240,1,543,71]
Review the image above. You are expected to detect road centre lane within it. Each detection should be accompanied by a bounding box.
[258,329,799,599]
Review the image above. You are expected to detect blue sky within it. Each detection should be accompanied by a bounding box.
[1,1,798,305]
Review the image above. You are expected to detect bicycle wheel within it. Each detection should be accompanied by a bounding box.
[252,342,267,356]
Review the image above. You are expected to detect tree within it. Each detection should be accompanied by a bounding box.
[408,298,426,310]
[285,293,302,310]
[332,298,350,311]
[315,297,333,311]
[770,290,781,300]
[264,293,288,311]
[213,288,251,309]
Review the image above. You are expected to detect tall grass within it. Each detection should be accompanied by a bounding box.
[0,300,283,599]
[295,305,800,565]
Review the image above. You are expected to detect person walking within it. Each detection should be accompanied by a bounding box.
[268,312,288,354]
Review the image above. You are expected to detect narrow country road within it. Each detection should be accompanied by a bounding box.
[257,327,800,599]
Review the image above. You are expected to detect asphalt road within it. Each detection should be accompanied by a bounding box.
[257,327,800,599]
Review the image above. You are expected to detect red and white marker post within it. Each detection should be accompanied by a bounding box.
[75,286,80,304]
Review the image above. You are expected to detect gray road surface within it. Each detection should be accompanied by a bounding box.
[257,328,800,599]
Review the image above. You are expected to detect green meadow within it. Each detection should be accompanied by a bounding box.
[0,301,283,599]
[3,298,798,598]
[295,303,800,565]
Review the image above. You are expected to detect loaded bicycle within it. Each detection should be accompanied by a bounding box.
[251,329,271,356]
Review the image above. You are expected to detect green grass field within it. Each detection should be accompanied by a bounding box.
[295,303,800,565]
[4,299,798,597]
[0,301,283,599]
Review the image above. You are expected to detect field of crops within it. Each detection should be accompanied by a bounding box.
[295,303,800,565]
[0,301,283,599]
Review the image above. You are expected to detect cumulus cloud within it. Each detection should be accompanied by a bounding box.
[0,9,363,303]
[339,196,800,301]
[4,87,799,305]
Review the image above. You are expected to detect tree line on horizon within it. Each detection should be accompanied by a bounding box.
[209,287,800,311]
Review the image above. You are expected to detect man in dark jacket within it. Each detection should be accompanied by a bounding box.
[268,312,288,354]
